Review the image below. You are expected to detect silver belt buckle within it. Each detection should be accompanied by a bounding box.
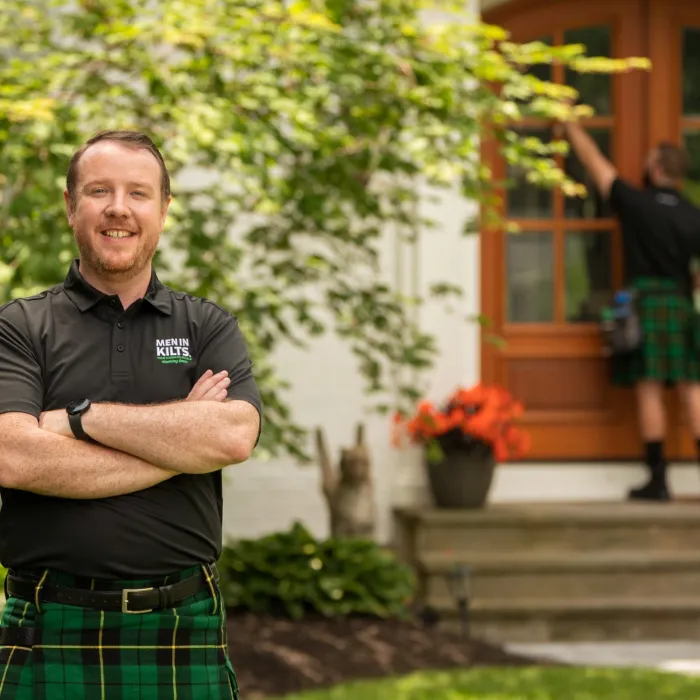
[121,587,154,614]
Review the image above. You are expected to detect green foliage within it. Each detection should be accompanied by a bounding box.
[217,522,416,619]
[271,667,700,700]
[0,0,649,460]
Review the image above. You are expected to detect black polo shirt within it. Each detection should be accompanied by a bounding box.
[0,259,262,579]
[609,177,700,295]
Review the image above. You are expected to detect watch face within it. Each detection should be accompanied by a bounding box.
[67,399,91,416]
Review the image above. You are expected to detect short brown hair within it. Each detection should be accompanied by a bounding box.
[66,130,171,206]
[657,141,689,180]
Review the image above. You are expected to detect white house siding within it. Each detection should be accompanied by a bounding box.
[222,183,483,545]
[219,0,484,545]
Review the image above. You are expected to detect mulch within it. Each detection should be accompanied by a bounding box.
[226,612,555,698]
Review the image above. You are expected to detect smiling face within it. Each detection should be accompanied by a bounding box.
[64,140,170,284]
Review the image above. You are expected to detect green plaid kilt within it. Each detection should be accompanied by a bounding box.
[611,276,700,386]
[0,564,240,699]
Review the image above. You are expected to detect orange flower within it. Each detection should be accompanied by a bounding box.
[493,438,509,462]
[392,383,530,462]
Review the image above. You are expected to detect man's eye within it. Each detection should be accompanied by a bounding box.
[91,188,107,194]
[132,191,146,197]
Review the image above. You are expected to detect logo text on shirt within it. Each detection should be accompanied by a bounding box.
[155,337,192,364]
[656,193,679,207]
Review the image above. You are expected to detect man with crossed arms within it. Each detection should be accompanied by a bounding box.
[0,130,261,699]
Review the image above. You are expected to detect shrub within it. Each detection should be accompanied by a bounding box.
[218,522,416,620]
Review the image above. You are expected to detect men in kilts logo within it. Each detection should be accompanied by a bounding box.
[0,131,262,698]
[560,118,700,502]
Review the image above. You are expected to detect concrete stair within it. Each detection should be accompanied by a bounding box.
[393,502,700,643]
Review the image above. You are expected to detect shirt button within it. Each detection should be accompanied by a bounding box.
[117,344,125,352]
[117,322,124,329]
[110,299,118,308]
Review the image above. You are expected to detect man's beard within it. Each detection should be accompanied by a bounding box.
[75,231,157,281]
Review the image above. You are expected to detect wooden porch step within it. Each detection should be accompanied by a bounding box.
[394,503,700,557]
[394,503,700,641]
[429,595,700,643]
[418,550,700,602]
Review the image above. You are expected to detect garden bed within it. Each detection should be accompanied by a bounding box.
[226,612,554,699]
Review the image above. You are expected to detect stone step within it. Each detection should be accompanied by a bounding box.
[419,551,700,602]
[428,596,700,643]
[394,503,700,558]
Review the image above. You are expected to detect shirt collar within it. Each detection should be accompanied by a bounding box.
[63,259,172,316]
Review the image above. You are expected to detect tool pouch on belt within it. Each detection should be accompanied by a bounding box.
[600,288,643,357]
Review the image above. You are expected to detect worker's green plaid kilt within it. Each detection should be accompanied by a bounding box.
[0,564,240,699]
[612,276,700,385]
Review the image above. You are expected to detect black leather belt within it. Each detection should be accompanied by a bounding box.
[5,564,218,614]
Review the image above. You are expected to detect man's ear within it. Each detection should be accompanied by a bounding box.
[64,190,75,228]
[160,196,172,229]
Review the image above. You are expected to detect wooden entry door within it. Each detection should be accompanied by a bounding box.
[481,0,650,460]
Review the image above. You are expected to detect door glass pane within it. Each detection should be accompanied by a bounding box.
[683,130,700,206]
[565,129,613,218]
[506,232,554,323]
[565,231,613,323]
[564,26,612,115]
[507,129,554,219]
[683,28,700,116]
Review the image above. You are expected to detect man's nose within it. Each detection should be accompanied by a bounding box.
[104,194,129,217]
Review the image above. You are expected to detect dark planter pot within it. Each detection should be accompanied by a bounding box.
[425,442,496,509]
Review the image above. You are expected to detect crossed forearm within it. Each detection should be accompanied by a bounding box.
[4,373,258,499]
[3,425,175,499]
[81,400,256,474]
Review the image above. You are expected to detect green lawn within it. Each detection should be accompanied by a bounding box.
[269,667,700,700]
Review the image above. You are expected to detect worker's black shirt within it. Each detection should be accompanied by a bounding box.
[0,260,262,579]
[610,178,700,296]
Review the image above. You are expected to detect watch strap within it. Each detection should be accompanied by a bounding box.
[68,411,98,444]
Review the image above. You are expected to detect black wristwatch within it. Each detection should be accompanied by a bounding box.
[66,399,98,444]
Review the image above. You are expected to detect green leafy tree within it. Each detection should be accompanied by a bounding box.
[0,0,648,461]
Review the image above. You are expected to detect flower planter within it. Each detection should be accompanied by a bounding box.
[425,443,496,509]
[393,383,529,509]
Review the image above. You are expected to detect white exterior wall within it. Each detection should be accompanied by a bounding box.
[221,184,483,545]
[220,0,484,545]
